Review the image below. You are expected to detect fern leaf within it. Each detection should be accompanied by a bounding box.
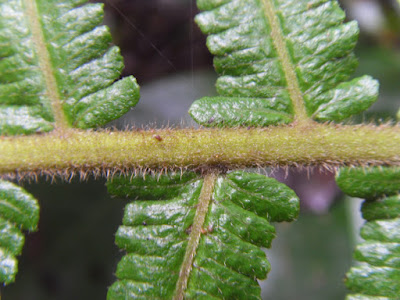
[0,180,39,284]
[0,0,139,135]
[107,171,299,299]
[190,0,379,126]
[337,167,400,299]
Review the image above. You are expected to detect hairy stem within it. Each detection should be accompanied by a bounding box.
[174,172,217,300]
[1,124,400,177]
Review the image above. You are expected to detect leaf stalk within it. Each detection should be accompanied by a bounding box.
[260,0,309,122]
[1,123,400,178]
[174,172,218,300]
[25,0,69,129]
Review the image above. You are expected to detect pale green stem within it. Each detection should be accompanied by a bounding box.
[24,0,68,130]
[174,172,218,300]
[261,0,309,123]
[1,124,400,177]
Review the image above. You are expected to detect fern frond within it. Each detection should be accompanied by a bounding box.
[190,0,379,127]
[107,171,299,299]
[0,0,139,135]
[337,167,400,299]
[0,180,39,284]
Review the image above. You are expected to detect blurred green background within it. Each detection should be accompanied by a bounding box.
[2,0,400,299]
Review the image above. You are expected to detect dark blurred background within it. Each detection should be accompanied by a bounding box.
[2,0,400,299]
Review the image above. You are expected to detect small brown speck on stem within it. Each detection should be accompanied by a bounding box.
[153,134,162,141]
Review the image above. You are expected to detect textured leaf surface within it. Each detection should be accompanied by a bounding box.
[347,296,392,300]
[362,195,400,221]
[0,180,39,284]
[107,171,299,299]
[190,0,378,126]
[189,95,293,127]
[336,167,400,199]
[0,0,139,135]
[337,168,400,299]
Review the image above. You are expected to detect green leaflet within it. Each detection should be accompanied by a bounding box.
[346,296,392,300]
[189,95,293,127]
[107,171,299,299]
[190,0,379,126]
[0,180,39,284]
[336,167,400,199]
[336,167,400,299]
[362,195,400,221]
[0,0,139,135]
